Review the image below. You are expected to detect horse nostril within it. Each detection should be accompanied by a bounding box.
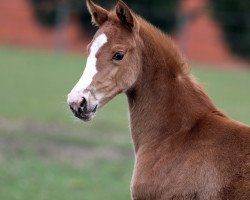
[80,97,87,108]
[78,97,87,114]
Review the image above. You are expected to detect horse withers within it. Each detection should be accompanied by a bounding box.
[67,0,250,199]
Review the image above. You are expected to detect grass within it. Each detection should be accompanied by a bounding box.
[0,46,250,199]
[0,128,133,200]
[0,156,132,200]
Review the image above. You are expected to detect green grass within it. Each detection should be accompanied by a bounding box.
[0,46,250,200]
[0,156,132,200]
[0,128,133,200]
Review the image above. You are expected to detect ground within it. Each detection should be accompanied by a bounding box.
[0,46,249,200]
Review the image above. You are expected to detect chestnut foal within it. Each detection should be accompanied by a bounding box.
[67,0,250,199]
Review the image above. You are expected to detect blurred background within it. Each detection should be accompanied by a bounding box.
[0,0,249,199]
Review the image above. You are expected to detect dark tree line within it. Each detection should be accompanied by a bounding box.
[30,0,250,60]
[211,0,250,60]
[30,0,178,34]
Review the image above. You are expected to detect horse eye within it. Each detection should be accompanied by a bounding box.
[112,52,124,61]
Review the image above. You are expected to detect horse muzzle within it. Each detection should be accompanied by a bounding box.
[67,91,98,121]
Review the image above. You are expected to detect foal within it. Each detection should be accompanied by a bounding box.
[67,0,250,199]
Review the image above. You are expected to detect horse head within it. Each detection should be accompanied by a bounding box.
[67,0,142,121]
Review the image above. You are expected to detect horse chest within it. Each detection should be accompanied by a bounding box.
[131,159,193,199]
[131,171,196,200]
[131,151,221,200]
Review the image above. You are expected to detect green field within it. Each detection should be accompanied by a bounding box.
[0,46,250,200]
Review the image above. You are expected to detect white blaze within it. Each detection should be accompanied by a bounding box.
[73,33,107,92]
[67,33,107,104]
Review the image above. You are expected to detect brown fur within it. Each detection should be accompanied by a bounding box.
[82,1,250,199]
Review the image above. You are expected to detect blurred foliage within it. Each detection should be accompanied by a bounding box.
[124,0,178,33]
[29,0,178,34]
[211,0,250,60]
[30,0,58,27]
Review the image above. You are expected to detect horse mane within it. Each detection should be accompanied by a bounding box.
[135,14,217,112]
[136,15,190,77]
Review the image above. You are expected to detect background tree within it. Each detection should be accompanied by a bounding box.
[211,0,250,60]
[30,0,179,35]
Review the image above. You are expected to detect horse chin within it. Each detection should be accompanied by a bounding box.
[79,111,96,122]
[72,104,98,122]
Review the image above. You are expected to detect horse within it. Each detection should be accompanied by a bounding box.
[67,0,250,199]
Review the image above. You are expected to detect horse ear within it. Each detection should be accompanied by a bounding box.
[115,0,139,32]
[86,0,108,26]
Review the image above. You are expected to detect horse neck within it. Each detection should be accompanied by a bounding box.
[126,21,217,152]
